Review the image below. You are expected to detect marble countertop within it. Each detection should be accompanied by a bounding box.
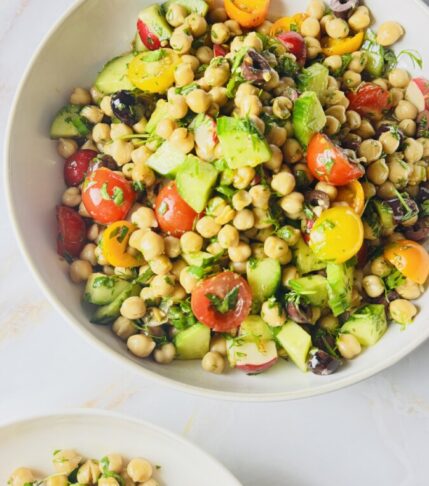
[1,1,429,485]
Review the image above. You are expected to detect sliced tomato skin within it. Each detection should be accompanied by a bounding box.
[307,133,365,186]
[347,83,391,118]
[155,182,198,237]
[137,19,161,50]
[56,206,87,258]
[213,44,229,57]
[191,271,252,332]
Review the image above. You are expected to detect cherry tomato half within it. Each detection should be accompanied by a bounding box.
[335,180,365,216]
[82,168,136,225]
[56,206,86,258]
[224,0,270,28]
[191,271,252,332]
[277,32,307,65]
[155,182,198,237]
[309,206,364,263]
[307,133,365,186]
[64,149,97,187]
[384,240,429,284]
[101,221,142,268]
[347,83,392,119]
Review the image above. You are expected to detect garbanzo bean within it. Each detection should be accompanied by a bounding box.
[186,89,212,113]
[113,316,137,341]
[211,22,230,44]
[348,6,371,31]
[261,300,286,327]
[228,241,251,262]
[218,224,239,248]
[377,21,404,46]
[166,3,187,27]
[395,100,418,121]
[389,299,418,325]
[264,236,291,264]
[358,139,383,162]
[8,468,35,486]
[180,231,203,253]
[283,138,303,163]
[196,216,221,238]
[337,334,362,359]
[201,351,225,374]
[233,209,255,231]
[57,138,78,158]
[127,334,156,358]
[367,159,389,185]
[180,267,199,293]
[154,342,176,364]
[307,0,325,19]
[170,26,193,54]
[326,17,349,39]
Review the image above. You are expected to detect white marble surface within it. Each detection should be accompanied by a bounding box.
[1,1,429,485]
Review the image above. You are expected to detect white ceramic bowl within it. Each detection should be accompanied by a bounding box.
[0,409,241,485]
[5,0,429,401]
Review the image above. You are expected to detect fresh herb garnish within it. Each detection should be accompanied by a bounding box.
[206,286,240,314]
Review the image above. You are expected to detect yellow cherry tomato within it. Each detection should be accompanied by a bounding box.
[224,0,270,28]
[384,240,429,285]
[101,221,142,268]
[321,31,364,56]
[270,13,308,36]
[309,206,364,263]
[128,48,179,93]
[335,181,365,216]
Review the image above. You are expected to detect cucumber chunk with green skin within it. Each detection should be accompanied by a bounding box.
[293,91,327,147]
[175,323,211,359]
[146,99,169,133]
[176,155,218,212]
[373,199,395,233]
[326,261,354,317]
[146,141,187,176]
[133,32,147,53]
[297,63,329,99]
[341,304,387,346]
[95,53,135,95]
[163,0,208,16]
[50,104,90,139]
[289,275,329,307]
[217,116,272,169]
[91,283,141,325]
[138,4,172,42]
[246,258,281,302]
[182,251,213,267]
[276,321,312,372]
[293,238,327,275]
[361,30,385,79]
[84,273,132,306]
[239,316,273,342]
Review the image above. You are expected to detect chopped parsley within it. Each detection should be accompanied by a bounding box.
[206,286,240,314]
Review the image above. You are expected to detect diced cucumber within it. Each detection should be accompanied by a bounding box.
[175,323,211,359]
[341,304,387,346]
[133,32,147,53]
[246,258,281,303]
[326,262,354,316]
[146,140,187,176]
[293,91,327,147]
[373,199,395,234]
[217,116,272,169]
[176,155,218,212]
[91,283,141,325]
[50,104,90,139]
[182,251,213,267]
[293,238,327,275]
[146,99,169,133]
[84,273,132,306]
[239,316,273,342]
[138,4,172,42]
[276,321,312,372]
[289,275,329,307]
[95,53,135,95]
[163,0,208,16]
[297,63,329,99]
[361,30,385,79]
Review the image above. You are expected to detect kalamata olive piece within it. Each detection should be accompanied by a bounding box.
[111,90,141,125]
[88,154,117,172]
[241,49,276,86]
[385,196,419,224]
[369,290,400,309]
[341,134,362,152]
[330,0,360,18]
[308,349,342,375]
[416,110,429,138]
[305,190,330,210]
[286,301,313,324]
[404,217,429,241]
[374,123,404,145]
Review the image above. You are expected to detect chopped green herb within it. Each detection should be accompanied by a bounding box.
[206,286,239,314]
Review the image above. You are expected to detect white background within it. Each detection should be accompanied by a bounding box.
[1,1,429,485]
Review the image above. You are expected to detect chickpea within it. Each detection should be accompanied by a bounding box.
[283,138,303,164]
[78,243,96,266]
[201,351,225,374]
[388,68,410,89]
[396,278,423,300]
[348,6,371,31]
[232,209,254,231]
[265,144,283,172]
[214,204,236,225]
[235,83,258,104]
[232,190,252,211]
[249,184,270,209]
[110,140,134,166]
[261,300,286,327]
[264,236,291,264]
[131,144,151,165]
[174,63,195,88]
[195,216,220,238]
[319,315,339,332]
[252,208,271,230]
[127,334,156,358]
[169,127,194,154]
[305,37,322,59]
[324,115,340,136]
[337,333,361,359]
[228,241,251,262]
[57,138,78,159]
[270,171,295,196]
[211,22,230,44]
[70,87,92,105]
[399,118,417,137]
[243,31,264,51]
[186,89,211,113]
[404,138,424,163]
[395,100,418,121]
[120,296,146,320]
[131,207,158,230]
[367,159,389,185]
[368,256,391,278]
[230,35,245,53]
[324,55,342,72]
[179,267,199,293]
[69,260,92,284]
[181,54,200,72]
[387,156,411,187]
[280,192,304,219]
[377,181,397,201]
[343,70,361,89]
[210,86,228,106]
[166,4,187,26]
[8,468,35,486]
[282,265,299,287]
[354,118,375,139]
[362,275,385,298]
[133,116,148,134]
[267,125,287,146]
[389,87,404,108]
[53,449,81,474]
[301,17,321,37]
[180,231,203,253]
[110,122,132,141]
[186,13,207,37]
[208,6,228,23]
[170,27,193,54]
[233,166,255,189]
[326,17,349,39]
[100,95,113,116]
[154,342,176,364]
[377,21,404,46]
[205,62,230,88]
[218,224,240,249]
[62,187,81,207]
[307,0,325,19]
[168,95,189,120]
[389,299,418,325]
[345,111,361,132]
[210,335,227,356]
[326,105,347,125]
[127,458,153,483]
[46,476,69,486]
[358,139,383,162]
[77,460,101,485]
[348,51,368,74]
[149,255,172,276]
[379,130,400,155]
[113,316,137,341]
[257,20,273,35]
[195,46,213,65]
[315,181,338,201]
[238,94,262,117]
[224,19,242,36]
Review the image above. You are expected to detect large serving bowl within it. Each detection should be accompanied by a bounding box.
[5,0,429,401]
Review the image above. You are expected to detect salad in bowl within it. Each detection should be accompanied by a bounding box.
[50,0,429,378]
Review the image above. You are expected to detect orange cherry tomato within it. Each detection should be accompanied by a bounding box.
[335,181,365,216]
[269,13,308,36]
[224,0,270,28]
[384,240,429,284]
[347,82,392,119]
[101,221,142,268]
[321,31,364,56]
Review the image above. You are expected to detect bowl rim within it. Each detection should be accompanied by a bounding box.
[0,408,242,485]
[4,0,429,402]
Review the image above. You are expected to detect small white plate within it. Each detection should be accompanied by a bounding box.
[0,410,241,486]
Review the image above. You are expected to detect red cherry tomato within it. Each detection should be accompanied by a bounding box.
[213,44,229,57]
[191,271,252,332]
[277,31,307,65]
[64,149,97,187]
[137,19,161,50]
[307,133,365,186]
[347,83,392,118]
[56,206,86,258]
[155,182,198,237]
[82,168,136,224]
